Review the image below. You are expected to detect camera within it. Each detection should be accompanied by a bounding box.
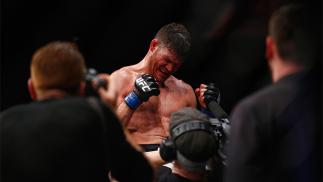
[209,117,230,163]
[84,68,107,97]
[204,117,230,181]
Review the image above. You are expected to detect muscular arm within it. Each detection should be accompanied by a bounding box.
[99,88,135,126]
[182,81,197,108]
[188,86,197,108]
[101,69,136,127]
[112,71,160,127]
[115,101,135,126]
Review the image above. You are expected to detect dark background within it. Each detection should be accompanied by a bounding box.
[1,0,321,113]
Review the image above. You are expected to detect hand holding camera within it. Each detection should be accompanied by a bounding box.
[84,68,108,96]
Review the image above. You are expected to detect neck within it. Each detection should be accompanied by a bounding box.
[134,56,152,73]
[271,59,304,82]
[36,89,72,100]
[172,162,205,181]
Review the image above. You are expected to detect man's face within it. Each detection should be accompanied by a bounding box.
[150,47,182,84]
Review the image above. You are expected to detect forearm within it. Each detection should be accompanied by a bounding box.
[116,101,135,126]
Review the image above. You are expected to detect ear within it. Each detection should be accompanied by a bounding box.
[149,38,159,52]
[266,36,274,61]
[77,81,85,96]
[28,78,37,100]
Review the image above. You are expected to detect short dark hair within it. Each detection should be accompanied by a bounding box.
[155,23,191,60]
[31,41,86,94]
[269,4,320,68]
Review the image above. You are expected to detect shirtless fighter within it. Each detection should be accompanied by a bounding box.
[102,23,197,151]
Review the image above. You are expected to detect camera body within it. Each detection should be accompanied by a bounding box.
[84,68,107,96]
[209,117,230,163]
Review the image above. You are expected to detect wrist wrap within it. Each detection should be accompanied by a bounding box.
[124,92,142,110]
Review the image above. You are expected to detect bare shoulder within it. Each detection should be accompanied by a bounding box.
[110,66,140,85]
[108,65,139,96]
[165,76,197,107]
[110,66,136,80]
[166,76,194,92]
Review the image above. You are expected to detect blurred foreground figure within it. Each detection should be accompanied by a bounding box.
[0,41,153,182]
[225,4,321,182]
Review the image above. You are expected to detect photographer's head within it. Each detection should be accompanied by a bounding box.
[160,107,217,172]
[28,41,86,100]
[266,4,320,82]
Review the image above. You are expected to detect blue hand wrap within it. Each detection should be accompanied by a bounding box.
[124,91,142,110]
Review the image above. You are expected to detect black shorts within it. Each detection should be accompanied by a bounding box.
[140,144,160,152]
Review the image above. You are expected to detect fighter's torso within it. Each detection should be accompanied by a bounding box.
[116,68,195,144]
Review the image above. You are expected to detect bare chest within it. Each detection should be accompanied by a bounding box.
[144,88,186,117]
[127,87,189,132]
